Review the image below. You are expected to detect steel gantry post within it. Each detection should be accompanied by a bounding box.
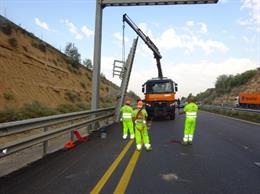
[91,0,103,110]
[91,0,219,110]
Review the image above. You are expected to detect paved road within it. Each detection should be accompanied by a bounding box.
[1,111,260,194]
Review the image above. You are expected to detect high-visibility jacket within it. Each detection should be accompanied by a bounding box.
[133,109,148,131]
[184,102,198,119]
[120,105,133,121]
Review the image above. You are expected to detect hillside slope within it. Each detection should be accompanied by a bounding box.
[196,68,260,106]
[0,15,119,116]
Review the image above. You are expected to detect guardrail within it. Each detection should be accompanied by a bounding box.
[0,107,115,137]
[0,107,115,158]
[201,105,260,114]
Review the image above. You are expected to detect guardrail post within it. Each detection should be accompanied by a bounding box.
[43,126,48,156]
[70,121,74,141]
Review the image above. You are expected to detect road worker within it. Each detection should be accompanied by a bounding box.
[120,99,134,139]
[133,100,152,151]
[181,97,198,145]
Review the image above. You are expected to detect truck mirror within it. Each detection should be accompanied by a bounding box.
[175,86,178,92]
[142,87,144,93]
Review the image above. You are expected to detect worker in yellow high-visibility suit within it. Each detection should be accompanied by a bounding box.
[120,100,134,139]
[133,100,152,151]
[182,97,198,145]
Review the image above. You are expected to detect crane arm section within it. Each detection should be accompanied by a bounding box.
[123,14,163,78]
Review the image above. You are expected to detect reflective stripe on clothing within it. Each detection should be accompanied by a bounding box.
[186,112,197,118]
[183,135,188,142]
[122,112,132,119]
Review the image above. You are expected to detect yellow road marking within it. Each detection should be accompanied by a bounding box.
[90,140,134,194]
[113,150,141,194]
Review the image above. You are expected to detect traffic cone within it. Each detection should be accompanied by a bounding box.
[73,130,89,143]
[64,140,76,149]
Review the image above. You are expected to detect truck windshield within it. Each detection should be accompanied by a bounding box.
[146,81,173,94]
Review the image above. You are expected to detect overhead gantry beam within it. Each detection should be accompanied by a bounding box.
[91,0,218,110]
[101,0,218,7]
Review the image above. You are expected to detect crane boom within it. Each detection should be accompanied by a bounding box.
[123,13,163,78]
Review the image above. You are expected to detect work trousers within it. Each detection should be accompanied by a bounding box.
[123,120,134,136]
[183,118,196,142]
[135,127,150,145]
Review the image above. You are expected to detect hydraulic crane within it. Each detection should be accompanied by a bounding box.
[123,14,178,120]
[123,14,163,78]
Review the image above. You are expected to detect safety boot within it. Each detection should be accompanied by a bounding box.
[144,144,152,151]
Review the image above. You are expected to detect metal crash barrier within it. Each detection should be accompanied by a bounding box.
[0,107,115,158]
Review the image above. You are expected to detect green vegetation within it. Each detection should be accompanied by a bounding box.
[38,42,46,53]
[0,101,93,123]
[215,69,257,95]
[3,91,15,100]
[8,38,18,48]
[64,43,81,69]
[31,42,46,53]
[128,90,141,101]
[83,58,92,70]
[1,23,12,35]
[194,68,259,104]
[56,103,78,113]
[0,107,16,123]
[16,101,57,120]
[65,90,81,103]
[200,106,260,124]
[0,101,57,122]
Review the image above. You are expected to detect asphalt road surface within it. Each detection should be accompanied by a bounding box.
[1,111,260,194]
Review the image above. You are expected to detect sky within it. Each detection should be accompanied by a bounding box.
[0,0,259,99]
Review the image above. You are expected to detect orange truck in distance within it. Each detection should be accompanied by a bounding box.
[235,93,260,109]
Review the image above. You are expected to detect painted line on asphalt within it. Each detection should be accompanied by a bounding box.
[113,150,141,194]
[202,110,260,126]
[90,140,134,194]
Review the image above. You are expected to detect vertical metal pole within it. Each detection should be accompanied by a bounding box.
[91,0,103,110]
[115,38,138,122]
[43,127,48,156]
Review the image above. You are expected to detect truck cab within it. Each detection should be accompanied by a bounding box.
[142,78,178,120]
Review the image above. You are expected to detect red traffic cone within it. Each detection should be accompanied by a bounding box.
[64,140,76,149]
[73,130,88,143]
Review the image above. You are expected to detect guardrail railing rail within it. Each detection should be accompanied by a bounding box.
[0,107,115,158]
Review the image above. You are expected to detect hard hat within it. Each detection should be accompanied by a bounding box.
[125,100,131,105]
[137,100,143,108]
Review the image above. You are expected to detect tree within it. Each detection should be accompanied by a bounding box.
[83,59,93,70]
[64,43,81,69]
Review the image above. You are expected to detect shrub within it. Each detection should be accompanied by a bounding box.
[1,23,12,35]
[65,90,81,103]
[56,104,77,113]
[38,43,46,53]
[68,64,80,74]
[64,43,81,69]
[3,91,15,100]
[17,101,57,119]
[0,107,17,123]
[76,102,91,110]
[8,38,18,48]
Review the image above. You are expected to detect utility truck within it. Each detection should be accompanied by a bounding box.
[123,14,178,119]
